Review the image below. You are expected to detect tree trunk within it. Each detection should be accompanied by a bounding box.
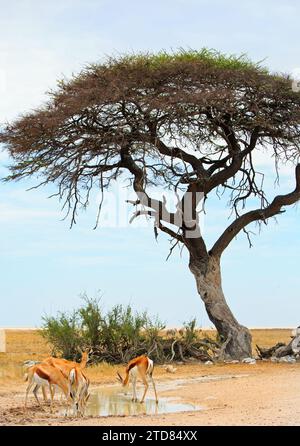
[189,255,252,360]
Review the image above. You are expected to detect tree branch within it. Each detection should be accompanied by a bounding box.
[153,138,207,178]
[120,146,189,229]
[207,127,260,192]
[210,164,300,257]
[158,222,184,242]
[129,209,157,224]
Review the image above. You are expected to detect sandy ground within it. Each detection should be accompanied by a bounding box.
[1,362,300,426]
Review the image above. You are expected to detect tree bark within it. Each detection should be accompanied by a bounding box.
[189,255,252,360]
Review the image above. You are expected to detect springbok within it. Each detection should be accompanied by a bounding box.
[69,367,90,416]
[44,350,90,415]
[24,363,76,413]
[117,355,158,404]
[25,350,90,412]
[23,360,48,403]
[44,349,89,374]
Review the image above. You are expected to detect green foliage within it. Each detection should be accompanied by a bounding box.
[41,311,83,360]
[144,316,166,343]
[183,318,198,344]
[42,296,166,363]
[100,304,148,358]
[78,293,103,347]
[104,48,268,74]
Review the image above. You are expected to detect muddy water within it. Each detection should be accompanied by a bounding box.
[85,385,202,417]
[84,374,249,417]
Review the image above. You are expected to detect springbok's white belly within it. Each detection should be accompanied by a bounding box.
[34,373,49,386]
[129,366,138,378]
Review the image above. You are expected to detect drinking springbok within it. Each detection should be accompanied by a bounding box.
[117,355,158,403]
[44,350,90,415]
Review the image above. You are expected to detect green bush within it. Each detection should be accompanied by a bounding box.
[78,293,102,347]
[183,318,198,345]
[42,295,166,363]
[100,304,148,361]
[41,310,83,360]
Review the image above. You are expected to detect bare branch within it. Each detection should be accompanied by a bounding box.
[207,127,260,192]
[210,164,300,257]
[158,222,184,242]
[166,239,180,261]
[129,209,157,224]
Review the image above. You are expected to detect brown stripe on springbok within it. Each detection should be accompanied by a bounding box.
[35,367,50,381]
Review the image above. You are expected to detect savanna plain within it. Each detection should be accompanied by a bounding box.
[0,328,299,426]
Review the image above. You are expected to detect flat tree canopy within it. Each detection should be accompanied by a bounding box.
[1,49,300,359]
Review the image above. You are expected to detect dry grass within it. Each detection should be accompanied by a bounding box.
[0,330,50,385]
[86,362,119,384]
[250,328,292,348]
[0,357,23,382]
[5,329,50,355]
[199,328,292,349]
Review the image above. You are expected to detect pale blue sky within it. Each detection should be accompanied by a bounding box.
[0,0,299,328]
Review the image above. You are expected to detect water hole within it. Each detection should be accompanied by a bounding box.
[85,385,202,417]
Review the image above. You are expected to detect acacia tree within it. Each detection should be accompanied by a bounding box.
[1,50,300,359]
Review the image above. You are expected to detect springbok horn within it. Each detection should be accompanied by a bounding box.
[87,348,93,356]
[116,372,123,383]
